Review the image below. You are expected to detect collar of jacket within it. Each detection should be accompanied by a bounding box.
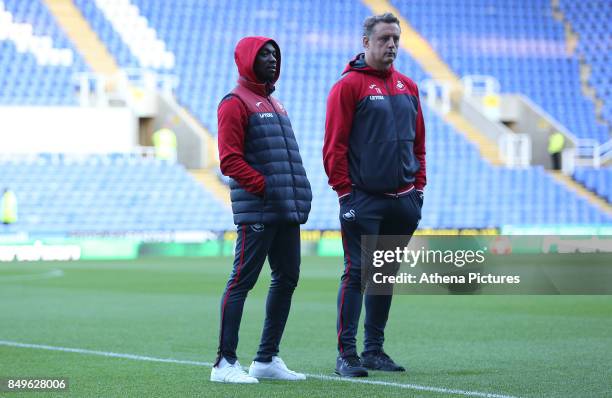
[237,76,275,97]
[343,53,395,79]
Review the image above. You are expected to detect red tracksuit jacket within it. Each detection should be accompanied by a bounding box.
[323,53,426,197]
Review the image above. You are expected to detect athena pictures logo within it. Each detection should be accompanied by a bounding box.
[361,235,612,295]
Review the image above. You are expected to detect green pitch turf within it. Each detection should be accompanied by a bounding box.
[1,257,611,397]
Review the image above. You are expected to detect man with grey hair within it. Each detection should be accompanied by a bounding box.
[323,12,426,377]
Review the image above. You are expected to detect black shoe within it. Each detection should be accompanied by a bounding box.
[335,355,368,377]
[361,350,406,372]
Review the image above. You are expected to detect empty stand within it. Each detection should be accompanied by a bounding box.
[573,167,612,203]
[1,0,609,233]
[391,0,610,144]
[0,0,88,105]
[558,0,612,128]
[0,154,232,235]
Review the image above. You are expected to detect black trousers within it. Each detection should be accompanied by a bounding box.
[551,152,561,170]
[216,223,301,365]
[337,188,421,357]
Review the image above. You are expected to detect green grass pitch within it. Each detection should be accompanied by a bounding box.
[1,257,611,397]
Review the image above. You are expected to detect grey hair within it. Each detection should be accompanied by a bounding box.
[363,12,400,38]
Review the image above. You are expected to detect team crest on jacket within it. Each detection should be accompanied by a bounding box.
[342,209,356,222]
[396,80,405,90]
[250,223,265,232]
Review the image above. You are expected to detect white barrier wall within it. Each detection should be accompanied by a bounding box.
[0,107,137,153]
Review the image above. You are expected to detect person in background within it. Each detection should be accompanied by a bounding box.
[152,127,177,162]
[548,130,565,171]
[1,187,18,225]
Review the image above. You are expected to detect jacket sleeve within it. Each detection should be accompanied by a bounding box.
[217,95,266,195]
[413,88,426,191]
[323,79,356,198]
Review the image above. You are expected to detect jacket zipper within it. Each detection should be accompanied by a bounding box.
[383,76,401,196]
[267,97,301,219]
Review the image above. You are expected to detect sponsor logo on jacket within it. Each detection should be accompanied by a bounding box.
[369,83,383,94]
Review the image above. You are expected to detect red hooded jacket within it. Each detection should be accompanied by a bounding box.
[217,36,282,195]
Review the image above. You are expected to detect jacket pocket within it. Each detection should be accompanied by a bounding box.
[259,175,269,223]
[359,142,398,191]
[339,190,353,206]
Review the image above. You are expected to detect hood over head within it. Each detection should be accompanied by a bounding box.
[234,36,281,95]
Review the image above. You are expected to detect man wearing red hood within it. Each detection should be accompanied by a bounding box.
[211,36,312,383]
[324,13,426,377]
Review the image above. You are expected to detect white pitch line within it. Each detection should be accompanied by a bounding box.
[0,340,518,398]
[307,373,517,398]
[0,269,64,282]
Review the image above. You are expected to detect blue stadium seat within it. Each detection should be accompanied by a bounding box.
[391,0,611,144]
[1,0,609,232]
[0,155,231,236]
[0,0,88,105]
[573,167,612,203]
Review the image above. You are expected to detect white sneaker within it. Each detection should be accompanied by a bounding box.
[248,356,306,381]
[210,358,259,384]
